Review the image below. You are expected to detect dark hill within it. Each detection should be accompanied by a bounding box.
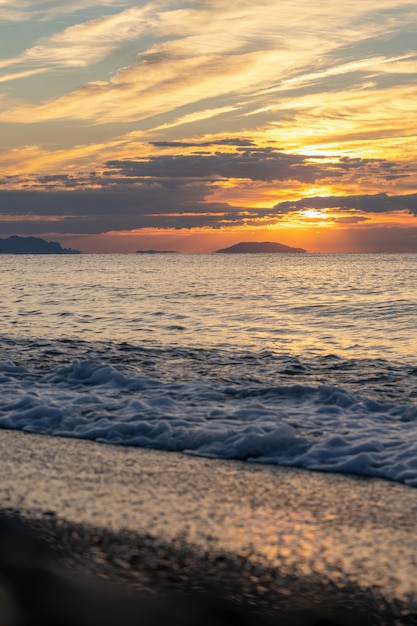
[136,249,177,254]
[0,236,80,254]
[215,241,306,254]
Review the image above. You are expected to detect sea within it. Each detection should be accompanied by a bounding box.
[1,253,417,486]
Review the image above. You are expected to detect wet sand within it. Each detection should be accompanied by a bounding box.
[1,429,417,624]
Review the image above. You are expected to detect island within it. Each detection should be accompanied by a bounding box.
[136,249,177,254]
[215,241,307,253]
[0,236,81,254]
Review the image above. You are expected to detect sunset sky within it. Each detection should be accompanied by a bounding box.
[1,0,417,252]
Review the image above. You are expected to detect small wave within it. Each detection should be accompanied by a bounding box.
[1,338,417,486]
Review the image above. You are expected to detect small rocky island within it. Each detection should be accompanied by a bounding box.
[136,249,177,254]
[0,236,80,254]
[215,241,307,254]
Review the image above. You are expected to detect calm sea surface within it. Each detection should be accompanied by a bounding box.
[1,253,417,485]
[2,253,416,358]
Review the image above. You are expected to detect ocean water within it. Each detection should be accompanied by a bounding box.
[1,253,417,485]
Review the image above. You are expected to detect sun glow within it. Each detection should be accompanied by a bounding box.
[301,209,326,220]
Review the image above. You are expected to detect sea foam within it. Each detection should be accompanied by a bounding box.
[1,340,417,486]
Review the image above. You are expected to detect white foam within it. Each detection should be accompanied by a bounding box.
[1,350,417,486]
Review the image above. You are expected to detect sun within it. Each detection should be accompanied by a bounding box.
[301,209,325,219]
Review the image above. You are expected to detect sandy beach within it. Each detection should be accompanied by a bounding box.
[1,429,417,624]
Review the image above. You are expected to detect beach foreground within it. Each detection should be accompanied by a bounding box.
[1,430,417,624]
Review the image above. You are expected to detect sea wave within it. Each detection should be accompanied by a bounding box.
[1,337,417,486]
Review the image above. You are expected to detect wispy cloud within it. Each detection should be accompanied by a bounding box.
[254,53,417,96]
[2,0,416,124]
[0,0,125,22]
[25,7,150,66]
[0,6,151,74]
[0,67,47,82]
[266,82,417,150]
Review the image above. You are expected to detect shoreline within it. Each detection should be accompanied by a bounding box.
[2,429,417,623]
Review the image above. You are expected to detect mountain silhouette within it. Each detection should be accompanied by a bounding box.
[215,241,306,253]
[0,236,80,254]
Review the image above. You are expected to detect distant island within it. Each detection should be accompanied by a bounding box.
[136,249,177,254]
[0,236,80,254]
[215,241,307,254]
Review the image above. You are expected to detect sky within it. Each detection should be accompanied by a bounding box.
[0,0,417,253]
